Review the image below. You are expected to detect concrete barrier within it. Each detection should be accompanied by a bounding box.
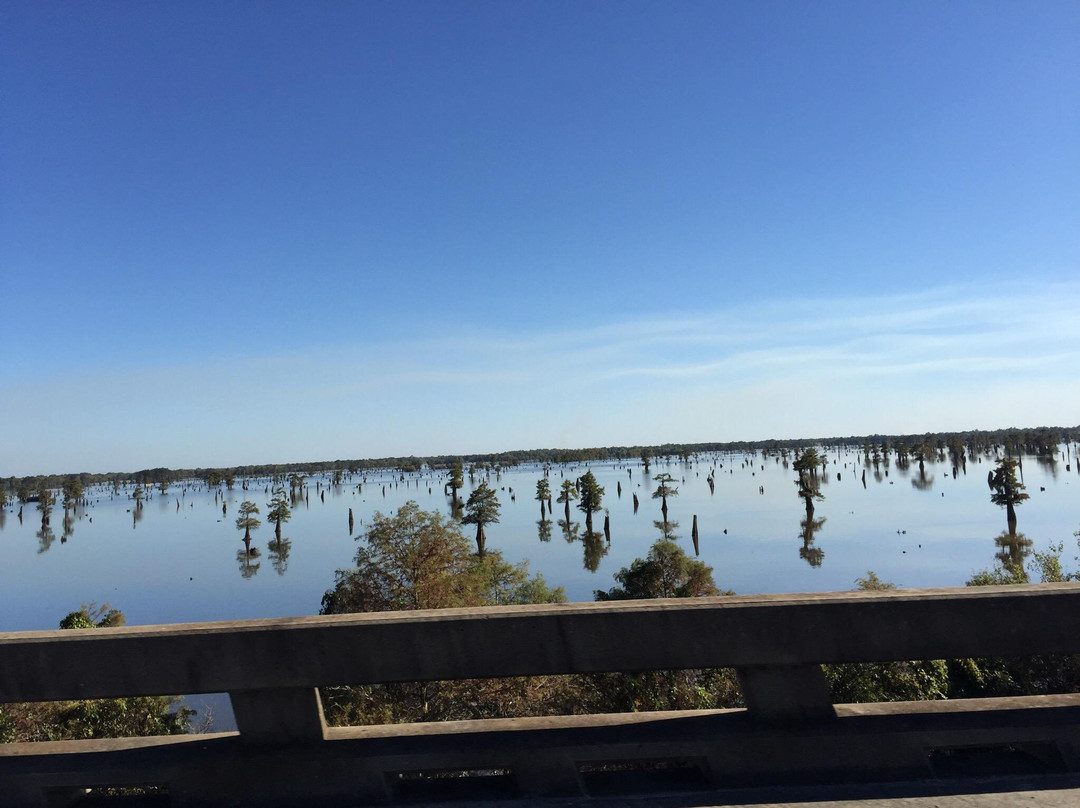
[2,583,1079,805]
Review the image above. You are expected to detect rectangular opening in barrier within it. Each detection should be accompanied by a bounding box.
[577,757,710,795]
[1,697,194,743]
[388,767,517,802]
[927,742,1066,778]
[45,784,169,807]
[319,668,742,727]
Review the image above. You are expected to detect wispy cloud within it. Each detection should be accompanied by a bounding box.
[300,280,1080,390]
[2,281,1078,475]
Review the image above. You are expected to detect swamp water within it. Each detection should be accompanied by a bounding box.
[2,451,1076,731]
[3,451,1077,631]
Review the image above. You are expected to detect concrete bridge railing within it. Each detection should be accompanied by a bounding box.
[2,583,1079,806]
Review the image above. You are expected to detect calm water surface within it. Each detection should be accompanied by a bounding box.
[2,451,1078,633]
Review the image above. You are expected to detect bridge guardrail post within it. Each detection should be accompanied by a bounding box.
[228,686,327,744]
[736,663,836,724]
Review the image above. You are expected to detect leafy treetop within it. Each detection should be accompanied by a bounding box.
[320,501,563,614]
[462,482,501,527]
[989,456,1030,511]
[576,471,604,515]
[235,500,261,540]
[595,539,728,600]
[651,473,679,503]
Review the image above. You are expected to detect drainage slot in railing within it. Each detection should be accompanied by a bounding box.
[576,757,710,795]
[46,784,169,807]
[927,742,1066,778]
[387,767,517,802]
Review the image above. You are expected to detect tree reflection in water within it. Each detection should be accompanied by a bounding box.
[798,515,826,567]
[994,530,1033,576]
[237,538,261,579]
[267,537,291,576]
[582,529,608,572]
[558,519,607,571]
[557,519,579,544]
[911,466,935,491]
[653,519,680,542]
[37,526,56,554]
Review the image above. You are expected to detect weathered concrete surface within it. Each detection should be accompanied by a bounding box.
[2,583,1079,702]
[4,697,1080,806]
[2,584,1080,805]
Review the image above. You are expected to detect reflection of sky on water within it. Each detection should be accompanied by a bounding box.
[0,452,1077,631]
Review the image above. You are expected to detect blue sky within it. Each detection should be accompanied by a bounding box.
[2,1,1078,476]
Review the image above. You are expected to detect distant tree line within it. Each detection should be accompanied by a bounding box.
[2,425,1076,502]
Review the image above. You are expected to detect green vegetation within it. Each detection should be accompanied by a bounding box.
[823,574,948,703]
[589,539,740,713]
[854,570,894,591]
[321,502,559,614]
[989,455,1030,531]
[318,505,741,725]
[651,473,678,525]
[556,478,577,523]
[61,480,82,512]
[792,448,824,515]
[535,477,551,516]
[596,539,729,600]
[266,490,291,539]
[446,459,464,506]
[319,502,569,723]
[36,486,54,526]
[950,541,1080,699]
[462,482,500,556]
[825,537,1080,705]
[0,605,192,743]
[576,471,604,531]
[235,500,260,542]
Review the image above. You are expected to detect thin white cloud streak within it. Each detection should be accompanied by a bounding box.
[1,281,1078,475]
[303,280,1080,391]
